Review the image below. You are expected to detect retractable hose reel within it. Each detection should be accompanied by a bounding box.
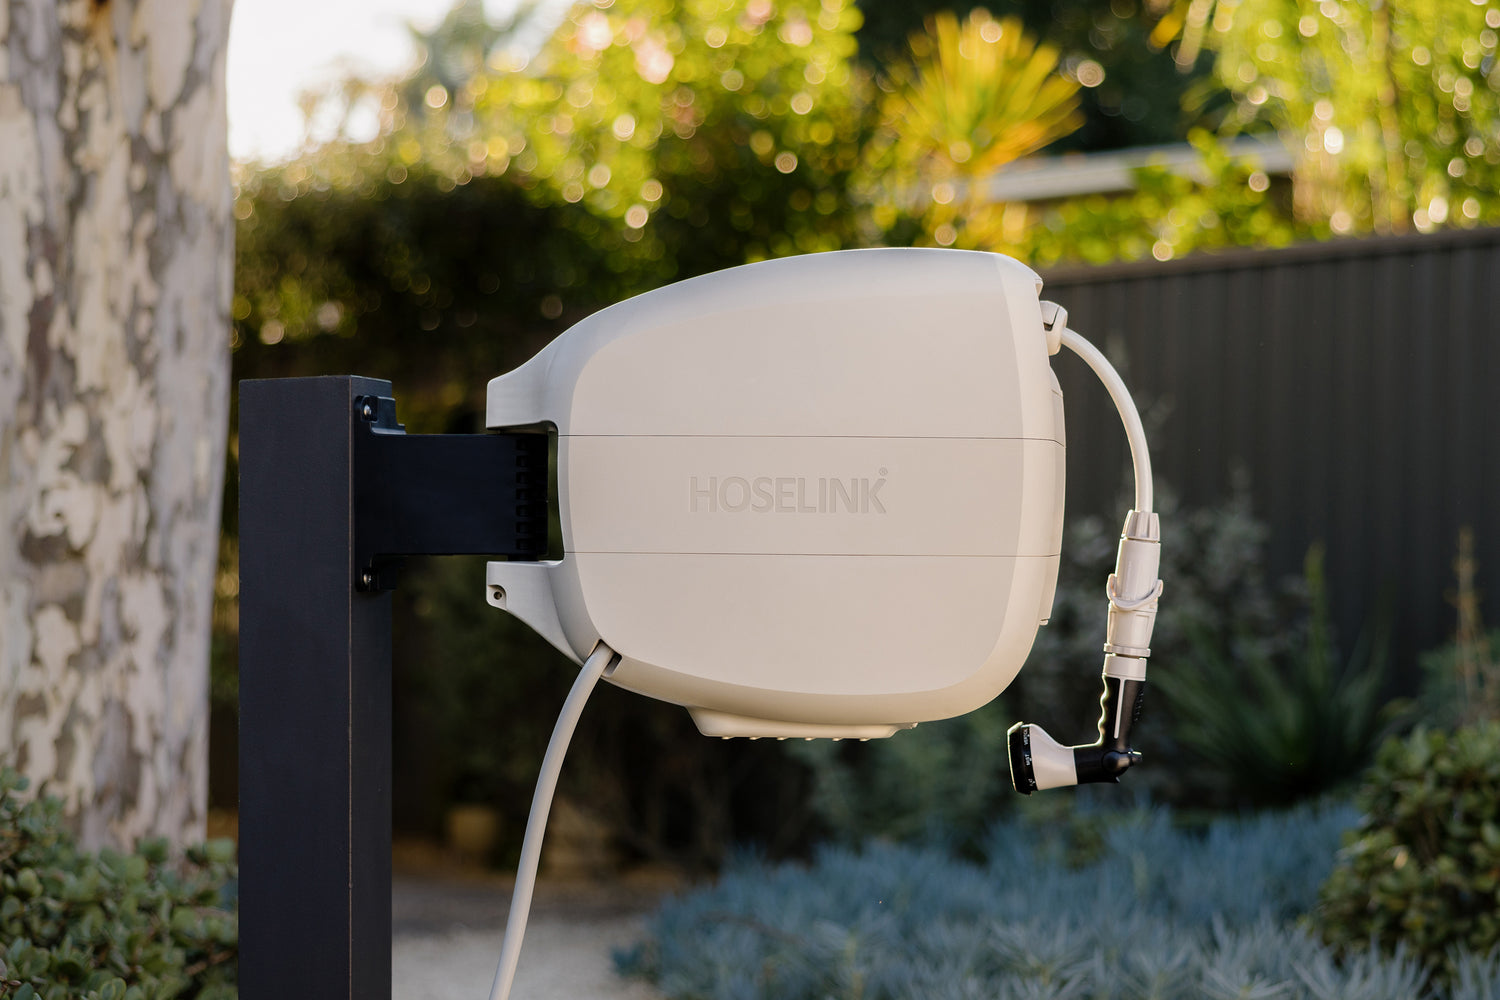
[479,248,1162,1000]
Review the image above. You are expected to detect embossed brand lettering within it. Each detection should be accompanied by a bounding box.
[689,471,888,514]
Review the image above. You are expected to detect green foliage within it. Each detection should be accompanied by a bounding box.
[1023,128,1299,266]
[1420,527,1500,728]
[1159,544,1405,807]
[1155,0,1500,236]
[231,0,1440,382]
[857,0,1220,152]
[469,0,872,273]
[878,10,1083,176]
[395,0,534,115]
[1422,627,1500,729]
[228,0,880,408]
[1318,723,1500,978]
[620,800,1500,999]
[859,9,1082,249]
[233,162,633,424]
[0,769,236,999]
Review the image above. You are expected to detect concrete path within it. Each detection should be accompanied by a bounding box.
[392,874,670,1000]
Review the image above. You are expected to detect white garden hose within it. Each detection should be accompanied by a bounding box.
[1008,309,1163,794]
[487,640,618,1000]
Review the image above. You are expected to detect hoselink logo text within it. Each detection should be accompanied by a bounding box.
[689,473,888,514]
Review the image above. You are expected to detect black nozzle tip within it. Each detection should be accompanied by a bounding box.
[1073,746,1142,785]
[1007,722,1037,795]
[1103,749,1142,776]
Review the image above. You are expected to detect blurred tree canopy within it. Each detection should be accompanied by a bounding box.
[237,0,1500,340]
[1149,0,1500,236]
[233,161,633,429]
[858,10,1084,249]
[469,0,871,273]
[1022,128,1298,265]
[858,0,1223,151]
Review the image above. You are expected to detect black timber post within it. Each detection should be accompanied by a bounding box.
[238,376,547,997]
[239,376,395,999]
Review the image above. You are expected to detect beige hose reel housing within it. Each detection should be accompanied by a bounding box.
[485,248,1066,740]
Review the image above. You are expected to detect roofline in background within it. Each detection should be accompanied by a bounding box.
[1039,224,1500,286]
[989,135,1296,203]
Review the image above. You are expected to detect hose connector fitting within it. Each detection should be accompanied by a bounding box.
[1008,511,1161,794]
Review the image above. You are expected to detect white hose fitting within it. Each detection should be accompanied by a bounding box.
[1104,511,1162,664]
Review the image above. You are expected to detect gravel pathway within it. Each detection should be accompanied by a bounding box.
[392,874,669,1000]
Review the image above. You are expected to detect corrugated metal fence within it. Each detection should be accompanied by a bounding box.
[1041,227,1500,684]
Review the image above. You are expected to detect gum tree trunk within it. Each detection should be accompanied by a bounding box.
[0,0,233,849]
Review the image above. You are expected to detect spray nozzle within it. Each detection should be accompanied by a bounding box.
[1008,511,1161,794]
[1006,673,1146,793]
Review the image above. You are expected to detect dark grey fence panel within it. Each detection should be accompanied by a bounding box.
[1042,227,1500,684]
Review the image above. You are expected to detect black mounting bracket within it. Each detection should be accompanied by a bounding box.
[351,391,548,591]
[238,376,547,998]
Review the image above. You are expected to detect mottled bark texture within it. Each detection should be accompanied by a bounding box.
[0,0,233,849]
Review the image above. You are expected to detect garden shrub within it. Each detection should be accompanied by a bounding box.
[1421,628,1500,729]
[0,769,237,999]
[1159,545,1405,808]
[616,800,1500,1000]
[1418,527,1500,729]
[1318,723,1500,977]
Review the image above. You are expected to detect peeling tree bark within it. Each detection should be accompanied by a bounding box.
[0,0,233,849]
